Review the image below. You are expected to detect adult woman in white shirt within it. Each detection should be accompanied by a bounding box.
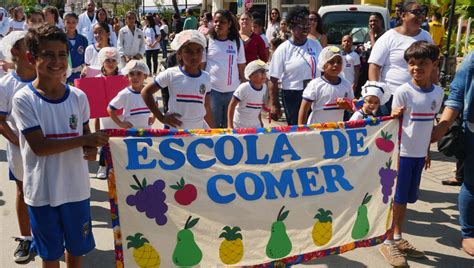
[117,11,145,63]
[143,15,161,76]
[266,8,280,42]
[368,1,433,115]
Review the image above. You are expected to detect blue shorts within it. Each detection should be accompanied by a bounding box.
[28,199,95,261]
[9,168,18,182]
[395,157,425,204]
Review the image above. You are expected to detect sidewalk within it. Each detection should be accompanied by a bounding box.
[0,92,472,266]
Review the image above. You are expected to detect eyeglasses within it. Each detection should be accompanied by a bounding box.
[293,24,309,30]
[406,9,424,16]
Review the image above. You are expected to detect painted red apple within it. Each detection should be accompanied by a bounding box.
[170,178,197,206]
[376,130,395,153]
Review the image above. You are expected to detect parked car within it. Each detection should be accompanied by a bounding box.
[318,5,390,46]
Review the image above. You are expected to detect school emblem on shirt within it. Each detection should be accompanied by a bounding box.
[77,46,85,55]
[82,222,90,238]
[199,84,206,95]
[69,114,78,130]
[431,100,437,111]
[138,34,142,39]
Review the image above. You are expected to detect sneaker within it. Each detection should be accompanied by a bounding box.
[96,166,107,179]
[379,243,408,267]
[13,238,31,263]
[396,239,425,258]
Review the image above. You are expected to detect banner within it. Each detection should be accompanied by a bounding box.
[106,118,400,267]
[75,75,129,118]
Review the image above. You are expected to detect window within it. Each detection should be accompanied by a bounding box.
[322,11,377,45]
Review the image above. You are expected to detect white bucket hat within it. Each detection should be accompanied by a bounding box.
[122,60,150,76]
[361,81,391,105]
[98,47,120,66]
[170,30,207,51]
[244,59,268,80]
[317,45,345,72]
[0,31,27,62]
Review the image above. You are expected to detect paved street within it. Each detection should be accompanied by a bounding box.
[0,87,472,267]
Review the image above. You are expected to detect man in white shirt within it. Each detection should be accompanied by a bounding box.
[76,0,97,45]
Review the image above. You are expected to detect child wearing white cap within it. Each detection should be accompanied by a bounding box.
[142,30,214,129]
[350,81,390,121]
[227,59,268,128]
[298,46,354,125]
[0,30,35,263]
[107,60,154,129]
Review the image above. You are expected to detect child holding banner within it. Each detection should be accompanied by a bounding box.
[11,24,109,268]
[142,30,214,129]
[107,60,154,129]
[298,46,354,125]
[349,81,389,120]
[379,41,443,267]
[0,31,35,263]
[227,59,267,128]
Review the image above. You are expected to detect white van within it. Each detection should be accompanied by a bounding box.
[318,5,390,46]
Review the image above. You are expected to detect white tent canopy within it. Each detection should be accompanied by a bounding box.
[142,0,202,13]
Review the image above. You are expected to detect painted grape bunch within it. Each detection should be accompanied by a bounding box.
[379,158,397,204]
[126,175,168,226]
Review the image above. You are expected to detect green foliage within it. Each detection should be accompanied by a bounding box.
[115,3,136,18]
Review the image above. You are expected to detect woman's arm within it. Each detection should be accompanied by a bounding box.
[298,100,312,125]
[269,77,282,120]
[368,63,381,81]
[204,94,215,128]
[227,97,239,128]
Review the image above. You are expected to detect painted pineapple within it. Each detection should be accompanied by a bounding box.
[126,233,160,268]
[219,226,244,265]
[312,208,333,246]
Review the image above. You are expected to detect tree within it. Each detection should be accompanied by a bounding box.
[172,0,179,15]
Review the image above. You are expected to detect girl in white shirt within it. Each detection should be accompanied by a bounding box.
[9,7,26,32]
[143,15,161,76]
[142,30,214,130]
[82,22,112,77]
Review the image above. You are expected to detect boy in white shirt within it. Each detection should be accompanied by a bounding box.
[108,60,154,129]
[228,59,268,128]
[0,31,36,263]
[340,35,360,92]
[379,41,444,267]
[11,24,108,268]
[298,46,353,125]
[117,11,145,63]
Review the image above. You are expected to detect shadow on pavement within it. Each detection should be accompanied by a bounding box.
[0,191,4,207]
[408,250,473,267]
[418,189,458,204]
[91,187,110,203]
[91,205,112,228]
[88,159,100,176]
[429,150,456,163]
[82,248,115,267]
[301,255,366,267]
[0,149,6,162]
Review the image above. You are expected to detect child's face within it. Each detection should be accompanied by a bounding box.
[12,39,35,72]
[97,10,107,23]
[32,40,68,80]
[214,14,230,37]
[363,95,380,114]
[323,56,343,77]
[127,71,146,88]
[64,17,78,33]
[179,42,204,68]
[407,57,435,84]
[103,58,118,74]
[28,14,44,27]
[341,36,352,52]
[93,25,108,44]
[43,10,55,25]
[249,69,267,85]
[252,23,263,35]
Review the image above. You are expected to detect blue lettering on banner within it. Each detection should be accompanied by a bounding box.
[244,135,270,164]
[346,129,369,156]
[321,131,348,159]
[125,138,156,170]
[158,139,185,170]
[321,165,354,192]
[207,174,236,204]
[270,134,301,163]
[263,170,299,199]
[297,167,325,196]
[187,138,216,169]
[235,172,265,201]
[215,136,244,166]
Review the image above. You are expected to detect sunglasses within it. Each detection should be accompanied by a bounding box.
[309,17,317,21]
[406,9,424,16]
[293,24,309,30]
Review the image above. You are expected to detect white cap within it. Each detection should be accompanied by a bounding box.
[170,30,207,51]
[317,45,345,72]
[361,81,391,105]
[0,31,27,62]
[244,59,268,80]
[98,47,120,66]
[122,60,150,76]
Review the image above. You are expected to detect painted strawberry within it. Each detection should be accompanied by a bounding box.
[376,130,394,153]
[170,178,197,206]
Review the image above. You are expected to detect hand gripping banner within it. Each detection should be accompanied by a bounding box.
[105,117,400,267]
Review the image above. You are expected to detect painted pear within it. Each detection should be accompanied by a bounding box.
[172,216,202,267]
[351,193,372,240]
[266,206,292,259]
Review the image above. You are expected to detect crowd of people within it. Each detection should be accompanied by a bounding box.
[0,0,472,267]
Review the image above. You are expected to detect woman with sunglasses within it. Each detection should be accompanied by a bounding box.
[368,1,433,115]
[266,8,281,43]
[268,6,322,125]
[307,11,327,47]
